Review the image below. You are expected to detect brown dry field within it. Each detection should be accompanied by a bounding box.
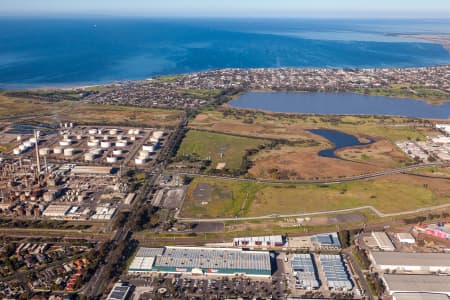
[336,140,411,169]
[249,140,411,180]
[192,111,314,141]
[0,95,183,128]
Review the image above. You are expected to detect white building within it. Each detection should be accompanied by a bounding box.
[436,124,450,135]
[371,232,395,251]
[370,252,450,273]
[42,205,71,218]
[397,233,416,244]
[382,274,450,297]
[233,235,284,247]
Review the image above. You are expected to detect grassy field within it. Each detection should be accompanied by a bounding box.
[356,84,450,104]
[191,109,424,179]
[181,177,260,218]
[176,130,268,171]
[408,166,450,179]
[181,175,450,218]
[0,95,183,127]
[192,108,432,142]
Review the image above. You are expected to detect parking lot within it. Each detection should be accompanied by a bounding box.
[126,273,289,299]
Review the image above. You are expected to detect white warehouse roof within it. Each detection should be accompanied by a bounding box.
[371,252,450,272]
[383,274,450,296]
[371,232,395,251]
[392,293,449,300]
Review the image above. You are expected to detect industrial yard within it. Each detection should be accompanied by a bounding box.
[0,122,172,223]
[4,123,170,167]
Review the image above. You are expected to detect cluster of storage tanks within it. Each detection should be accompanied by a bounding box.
[135,130,164,165]
[85,128,142,163]
[13,136,38,155]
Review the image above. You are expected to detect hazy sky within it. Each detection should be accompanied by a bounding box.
[2,0,450,18]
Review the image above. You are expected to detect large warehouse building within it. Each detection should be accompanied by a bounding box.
[370,251,450,273]
[382,274,450,297]
[129,246,272,278]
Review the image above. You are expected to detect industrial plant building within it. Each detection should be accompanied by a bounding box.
[233,235,285,248]
[129,246,272,277]
[370,252,450,273]
[319,254,353,291]
[392,293,449,300]
[291,254,320,290]
[311,233,341,250]
[106,281,133,300]
[382,274,450,297]
[396,233,416,244]
[370,231,396,251]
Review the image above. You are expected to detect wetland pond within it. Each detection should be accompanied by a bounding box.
[308,129,374,158]
[230,92,450,119]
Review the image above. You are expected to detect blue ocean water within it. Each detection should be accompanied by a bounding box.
[1,18,450,89]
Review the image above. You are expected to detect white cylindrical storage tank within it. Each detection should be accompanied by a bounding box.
[87,140,100,147]
[90,148,102,155]
[152,131,164,139]
[76,135,83,140]
[130,135,136,141]
[116,141,127,147]
[24,141,33,148]
[19,145,27,151]
[97,129,103,135]
[88,129,97,135]
[53,147,63,154]
[116,135,124,140]
[150,137,160,143]
[106,156,118,163]
[128,129,135,135]
[69,122,73,128]
[142,145,155,152]
[109,129,118,135]
[16,135,22,142]
[113,149,123,156]
[84,153,95,161]
[134,129,141,135]
[64,148,75,157]
[135,158,146,165]
[103,135,110,141]
[101,141,112,148]
[63,134,70,140]
[139,150,150,158]
[13,148,21,155]
[59,139,72,146]
[39,148,51,156]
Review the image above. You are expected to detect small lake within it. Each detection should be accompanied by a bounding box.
[230,92,450,119]
[308,129,373,158]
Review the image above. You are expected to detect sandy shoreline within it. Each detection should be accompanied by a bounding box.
[397,34,450,52]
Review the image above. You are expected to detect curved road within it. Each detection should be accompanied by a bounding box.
[177,203,450,222]
[165,162,448,185]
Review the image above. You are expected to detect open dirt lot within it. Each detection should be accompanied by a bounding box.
[191,222,225,233]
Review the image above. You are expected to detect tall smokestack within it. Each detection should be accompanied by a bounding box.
[34,130,41,179]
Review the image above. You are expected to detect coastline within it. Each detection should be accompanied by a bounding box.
[2,64,450,92]
[395,33,450,52]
